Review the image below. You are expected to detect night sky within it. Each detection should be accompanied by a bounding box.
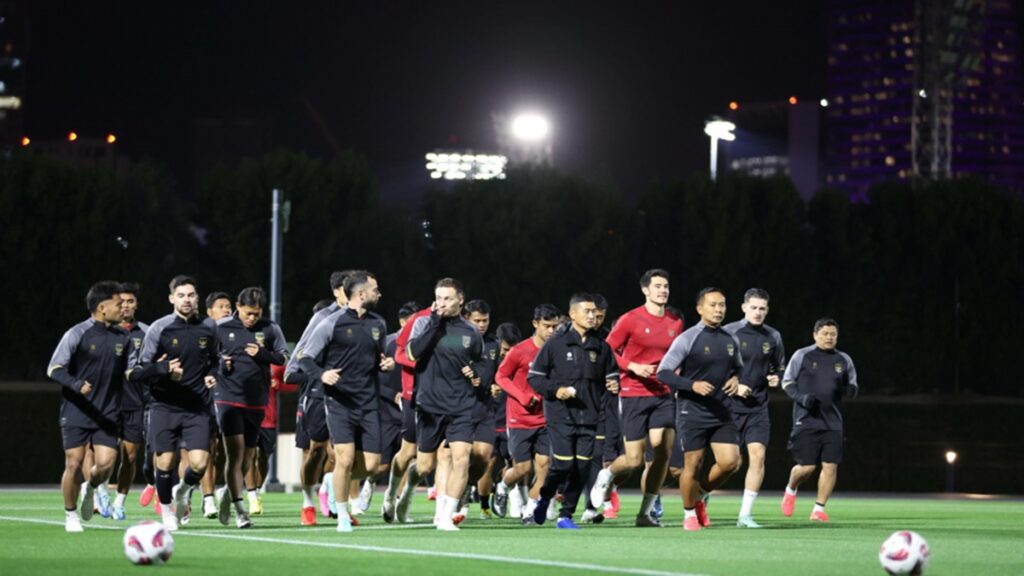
[20,2,836,198]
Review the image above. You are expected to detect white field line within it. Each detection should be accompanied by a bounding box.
[0,515,711,576]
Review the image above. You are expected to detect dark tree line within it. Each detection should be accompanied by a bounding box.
[3,150,1021,396]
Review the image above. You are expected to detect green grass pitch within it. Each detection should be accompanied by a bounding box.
[1,489,1021,575]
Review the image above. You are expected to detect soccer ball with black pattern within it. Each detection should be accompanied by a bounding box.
[123,521,174,565]
[878,530,931,575]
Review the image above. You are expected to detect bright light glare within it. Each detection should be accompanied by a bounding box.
[510,113,550,141]
[945,450,958,465]
[820,98,829,107]
[704,120,736,141]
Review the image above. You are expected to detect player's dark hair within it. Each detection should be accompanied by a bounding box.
[533,303,562,321]
[464,299,491,316]
[666,305,684,322]
[569,292,594,309]
[814,318,839,333]
[398,301,421,319]
[86,281,122,312]
[496,322,522,345]
[168,275,197,293]
[206,291,230,310]
[592,293,608,310]
[330,270,357,291]
[342,270,374,299]
[696,287,725,305]
[118,282,141,296]
[744,288,770,303]
[640,268,670,288]
[435,277,465,296]
[237,286,267,308]
[313,299,334,313]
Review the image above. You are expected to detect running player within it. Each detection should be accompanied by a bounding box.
[245,362,295,514]
[298,271,393,532]
[112,282,149,521]
[493,304,560,522]
[592,269,683,527]
[213,287,289,528]
[285,271,352,525]
[528,294,620,529]
[780,318,858,523]
[462,299,500,521]
[656,287,745,532]
[400,278,483,531]
[477,321,521,519]
[723,288,785,528]
[127,275,219,531]
[200,291,232,519]
[49,281,127,532]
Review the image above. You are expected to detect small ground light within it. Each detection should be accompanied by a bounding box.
[820,98,829,107]
[20,136,29,146]
[68,131,78,142]
[728,101,739,110]
[788,96,798,105]
[945,450,958,492]
[106,134,117,144]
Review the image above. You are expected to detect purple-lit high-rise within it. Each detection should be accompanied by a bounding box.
[825,0,1024,198]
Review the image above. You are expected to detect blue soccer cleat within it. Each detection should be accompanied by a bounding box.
[556,517,580,530]
[533,497,550,526]
[652,494,664,520]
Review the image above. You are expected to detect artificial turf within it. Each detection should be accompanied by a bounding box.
[1,489,1021,575]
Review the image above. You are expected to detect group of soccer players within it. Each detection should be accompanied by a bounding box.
[50,268,858,533]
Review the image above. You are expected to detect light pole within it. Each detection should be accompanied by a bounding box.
[704,118,736,182]
[944,450,958,492]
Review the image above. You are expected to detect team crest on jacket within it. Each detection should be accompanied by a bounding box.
[566,352,574,361]
[741,340,748,349]
[114,343,124,357]
[371,327,381,341]
[489,349,497,360]
[834,362,844,374]
[668,329,676,337]
[171,338,179,348]
[228,332,236,341]
[462,335,471,348]
[703,346,710,354]
[726,344,735,356]
[762,341,771,354]
[255,332,266,345]
[198,336,209,349]
[588,351,597,363]
[132,337,142,350]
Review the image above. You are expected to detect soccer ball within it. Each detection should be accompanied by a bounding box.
[879,530,931,575]
[123,521,174,565]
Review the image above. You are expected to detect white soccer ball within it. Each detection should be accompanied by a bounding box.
[879,530,931,575]
[123,520,174,565]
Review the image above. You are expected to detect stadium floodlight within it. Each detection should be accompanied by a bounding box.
[944,450,958,492]
[704,119,736,182]
[510,113,550,142]
[424,150,508,181]
[945,450,957,465]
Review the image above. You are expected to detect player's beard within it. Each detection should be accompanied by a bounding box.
[363,298,379,311]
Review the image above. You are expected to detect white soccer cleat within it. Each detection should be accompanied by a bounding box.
[218,488,232,526]
[203,497,218,519]
[508,488,524,519]
[547,498,558,521]
[357,479,374,513]
[590,468,613,509]
[162,514,179,532]
[580,508,604,524]
[172,484,188,524]
[236,511,253,529]
[65,514,84,533]
[436,519,460,532]
[381,495,396,524]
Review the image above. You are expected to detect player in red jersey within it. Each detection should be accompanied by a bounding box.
[592,269,683,526]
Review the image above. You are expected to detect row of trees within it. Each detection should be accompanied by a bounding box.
[3,150,1021,395]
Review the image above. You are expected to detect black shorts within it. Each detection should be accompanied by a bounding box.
[508,427,550,463]
[669,432,684,468]
[148,407,212,454]
[257,427,277,455]
[120,409,146,445]
[472,417,496,445]
[325,398,381,453]
[416,409,473,453]
[401,398,417,444]
[619,395,675,442]
[732,409,771,446]
[216,404,264,447]
[676,416,739,452]
[61,423,119,450]
[494,431,511,463]
[602,403,623,462]
[302,395,330,444]
[548,425,596,462]
[380,417,402,465]
[788,428,844,465]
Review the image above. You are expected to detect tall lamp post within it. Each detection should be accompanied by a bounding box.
[704,118,736,182]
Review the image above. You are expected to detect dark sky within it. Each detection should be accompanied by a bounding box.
[23,1,828,197]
